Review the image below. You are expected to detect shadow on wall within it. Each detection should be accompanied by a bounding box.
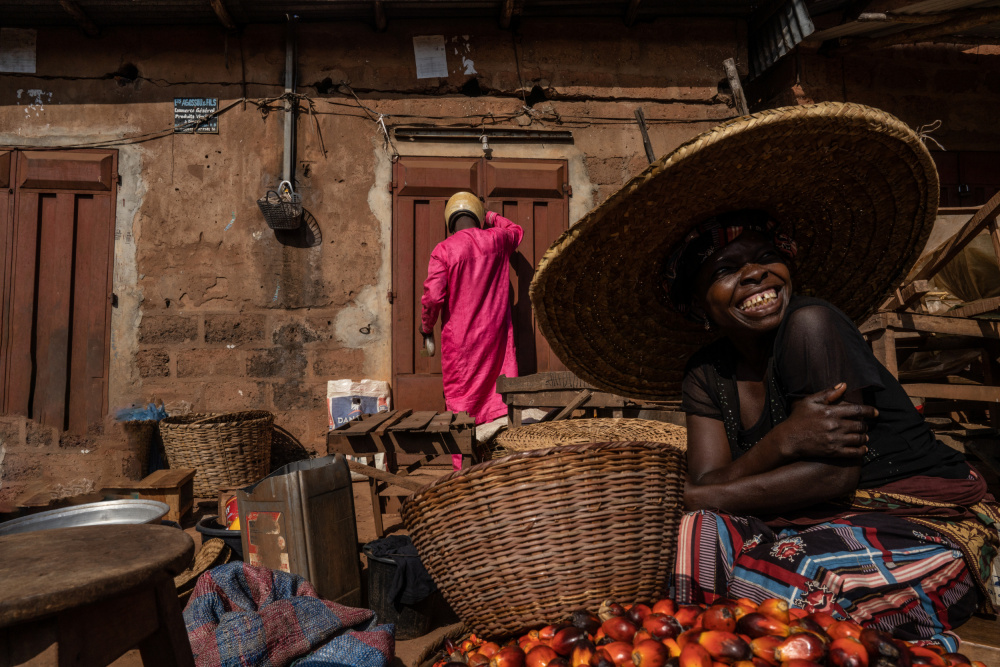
[274,209,323,248]
[270,424,312,471]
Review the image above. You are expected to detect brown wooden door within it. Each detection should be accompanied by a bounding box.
[933,151,1000,207]
[391,157,569,413]
[0,149,117,432]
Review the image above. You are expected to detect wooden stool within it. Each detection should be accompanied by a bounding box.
[0,524,195,666]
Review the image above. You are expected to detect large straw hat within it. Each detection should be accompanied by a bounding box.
[530,101,939,401]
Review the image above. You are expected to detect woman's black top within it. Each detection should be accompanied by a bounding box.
[680,296,968,488]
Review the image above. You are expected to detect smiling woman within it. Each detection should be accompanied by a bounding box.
[529,102,1000,650]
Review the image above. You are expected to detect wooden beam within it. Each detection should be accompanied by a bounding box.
[207,0,236,31]
[910,190,1000,283]
[58,0,99,37]
[723,58,749,116]
[878,279,932,312]
[856,12,952,24]
[500,0,516,29]
[549,390,593,422]
[942,296,1000,319]
[902,383,1000,404]
[860,312,1000,339]
[844,7,1000,50]
[374,0,387,31]
[624,0,642,27]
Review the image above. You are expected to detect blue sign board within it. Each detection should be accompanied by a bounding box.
[174,98,219,134]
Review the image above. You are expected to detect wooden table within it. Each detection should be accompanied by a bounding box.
[327,410,476,537]
[497,372,684,427]
[0,524,195,666]
[102,469,196,523]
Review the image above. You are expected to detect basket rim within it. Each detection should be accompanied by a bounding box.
[409,439,685,498]
[160,410,274,426]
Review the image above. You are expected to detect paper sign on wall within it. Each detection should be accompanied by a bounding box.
[413,35,448,79]
[0,28,36,74]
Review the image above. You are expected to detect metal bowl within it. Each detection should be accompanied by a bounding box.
[0,499,170,536]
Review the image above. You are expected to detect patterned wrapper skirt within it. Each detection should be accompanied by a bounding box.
[673,510,980,650]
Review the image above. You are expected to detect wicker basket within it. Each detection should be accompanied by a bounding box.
[159,411,274,497]
[401,441,686,637]
[495,418,686,455]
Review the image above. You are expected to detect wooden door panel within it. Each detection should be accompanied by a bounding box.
[19,151,114,191]
[2,149,116,432]
[484,161,566,198]
[396,158,479,197]
[0,151,12,406]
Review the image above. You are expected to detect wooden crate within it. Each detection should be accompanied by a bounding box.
[103,468,196,522]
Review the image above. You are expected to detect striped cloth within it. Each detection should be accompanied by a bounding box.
[674,510,979,651]
[184,562,394,667]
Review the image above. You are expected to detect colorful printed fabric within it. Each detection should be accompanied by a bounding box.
[674,510,979,650]
[184,562,394,667]
[662,210,797,319]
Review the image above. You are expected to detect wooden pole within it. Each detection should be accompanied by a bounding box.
[208,0,237,31]
[634,108,656,164]
[283,15,297,185]
[374,0,387,31]
[723,58,749,116]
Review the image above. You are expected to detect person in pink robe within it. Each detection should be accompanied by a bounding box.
[420,205,522,425]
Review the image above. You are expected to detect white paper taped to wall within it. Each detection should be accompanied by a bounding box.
[413,35,448,79]
[0,28,36,74]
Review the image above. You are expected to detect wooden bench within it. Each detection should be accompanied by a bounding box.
[102,469,196,523]
[497,372,685,427]
[327,410,475,536]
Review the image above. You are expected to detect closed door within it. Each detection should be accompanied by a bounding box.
[391,157,569,412]
[0,149,117,432]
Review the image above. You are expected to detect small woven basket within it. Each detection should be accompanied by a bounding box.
[401,440,687,637]
[495,418,686,455]
[160,411,274,497]
[257,180,303,230]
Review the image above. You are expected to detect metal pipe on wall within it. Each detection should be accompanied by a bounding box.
[283,15,297,184]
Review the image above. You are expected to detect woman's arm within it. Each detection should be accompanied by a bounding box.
[687,383,874,486]
[685,458,862,515]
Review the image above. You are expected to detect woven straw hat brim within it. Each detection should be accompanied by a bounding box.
[529,101,939,402]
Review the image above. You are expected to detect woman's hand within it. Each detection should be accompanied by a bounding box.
[774,382,876,461]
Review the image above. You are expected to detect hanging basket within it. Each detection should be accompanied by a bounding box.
[257,180,303,230]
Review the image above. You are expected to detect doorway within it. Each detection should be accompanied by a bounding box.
[0,149,118,432]
[391,156,569,412]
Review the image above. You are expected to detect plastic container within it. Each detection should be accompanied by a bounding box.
[196,515,244,560]
[236,455,361,606]
[363,544,444,640]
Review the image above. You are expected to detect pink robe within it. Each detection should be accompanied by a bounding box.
[421,211,523,424]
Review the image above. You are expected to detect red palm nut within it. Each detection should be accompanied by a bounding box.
[491,648,527,667]
[826,621,862,641]
[632,640,670,667]
[779,661,824,667]
[804,612,836,631]
[480,644,502,659]
[541,626,563,642]
[749,636,781,666]
[674,607,706,631]
[634,630,655,646]
[942,653,972,667]
[756,600,790,625]
[470,654,491,667]
[527,646,560,667]
[599,601,627,622]
[735,614,789,639]
[652,599,678,617]
[910,646,946,667]
[571,642,597,667]
[629,605,655,627]
[828,638,869,667]
[679,643,713,667]
[602,642,636,666]
[701,606,737,633]
[602,618,639,644]
[858,629,899,664]
[773,634,827,663]
[551,628,590,657]
[697,631,751,663]
[644,614,683,641]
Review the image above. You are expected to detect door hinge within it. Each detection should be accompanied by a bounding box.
[387,180,397,192]
[110,293,118,308]
[386,289,397,304]
[562,183,572,197]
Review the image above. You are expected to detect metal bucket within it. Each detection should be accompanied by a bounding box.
[0,499,170,536]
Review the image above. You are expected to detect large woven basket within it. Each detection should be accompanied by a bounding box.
[496,418,686,455]
[160,411,274,497]
[401,441,686,637]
